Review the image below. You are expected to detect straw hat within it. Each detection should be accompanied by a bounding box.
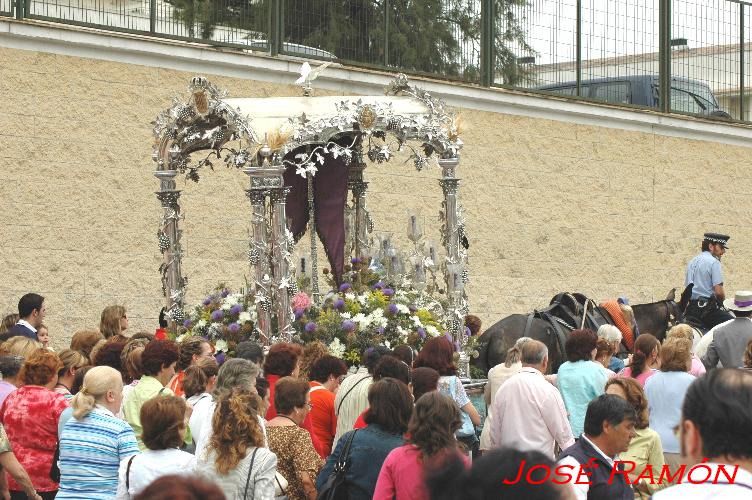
[723,291,752,312]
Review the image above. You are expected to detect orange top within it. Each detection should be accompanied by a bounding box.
[308,381,337,456]
[167,370,185,397]
[600,300,635,350]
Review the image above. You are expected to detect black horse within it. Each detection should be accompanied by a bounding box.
[473,290,681,375]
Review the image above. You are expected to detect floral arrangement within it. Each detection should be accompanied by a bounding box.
[291,257,453,366]
[178,285,258,356]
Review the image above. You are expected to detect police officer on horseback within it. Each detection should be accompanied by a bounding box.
[682,233,734,330]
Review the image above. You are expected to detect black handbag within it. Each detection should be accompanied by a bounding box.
[316,429,358,500]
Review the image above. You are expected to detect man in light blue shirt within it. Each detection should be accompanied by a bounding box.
[683,233,733,330]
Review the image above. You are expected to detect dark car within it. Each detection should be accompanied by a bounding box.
[537,75,731,118]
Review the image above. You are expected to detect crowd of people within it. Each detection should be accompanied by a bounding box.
[0,290,751,500]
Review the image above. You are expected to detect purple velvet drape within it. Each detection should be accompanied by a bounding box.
[283,147,349,284]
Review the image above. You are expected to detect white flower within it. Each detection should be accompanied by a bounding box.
[426,325,441,337]
[384,340,391,349]
[238,311,252,323]
[411,315,423,327]
[224,294,240,306]
[214,339,228,353]
[357,294,368,306]
[345,292,356,301]
[395,304,410,315]
[352,313,367,324]
[370,308,384,318]
[340,312,352,319]
[196,319,207,328]
[221,303,231,311]
[175,333,187,343]
[328,338,346,358]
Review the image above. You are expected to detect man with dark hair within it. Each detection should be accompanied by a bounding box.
[683,233,734,330]
[558,394,637,500]
[702,291,752,369]
[307,355,348,456]
[488,340,574,458]
[1,293,45,341]
[653,369,752,498]
[333,345,391,445]
[234,340,264,365]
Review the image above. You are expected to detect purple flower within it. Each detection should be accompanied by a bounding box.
[210,310,224,321]
[373,281,385,290]
[305,322,317,332]
[341,320,356,332]
[334,298,345,310]
[214,352,226,365]
[382,288,395,297]
[351,257,362,264]
[183,319,192,328]
[417,327,426,339]
[464,326,471,337]
[377,327,385,334]
[228,323,240,334]
[388,303,398,314]
[444,332,453,343]
[230,304,243,316]
[294,308,304,320]
[339,283,352,293]
[454,341,461,352]
[202,297,212,306]
[220,289,230,298]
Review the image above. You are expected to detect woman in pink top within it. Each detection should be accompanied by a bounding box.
[666,324,706,377]
[618,334,661,387]
[373,392,470,500]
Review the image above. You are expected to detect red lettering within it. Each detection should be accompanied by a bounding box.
[574,467,593,485]
[502,459,526,485]
[658,464,686,485]
[609,461,636,484]
[714,464,739,484]
[552,464,575,484]
[687,464,713,484]
[635,464,656,485]
[526,464,552,485]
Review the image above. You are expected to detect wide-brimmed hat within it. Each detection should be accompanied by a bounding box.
[704,232,730,249]
[724,291,752,312]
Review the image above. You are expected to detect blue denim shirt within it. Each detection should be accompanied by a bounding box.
[316,423,405,500]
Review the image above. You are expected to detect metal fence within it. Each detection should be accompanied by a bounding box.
[1,0,750,122]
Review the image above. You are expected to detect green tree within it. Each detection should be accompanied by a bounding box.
[173,0,534,85]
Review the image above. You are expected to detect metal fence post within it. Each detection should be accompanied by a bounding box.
[15,0,22,19]
[270,0,281,56]
[576,0,582,96]
[384,0,390,67]
[740,4,746,121]
[149,0,156,34]
[659,0,671,113]
[480,0,493,86]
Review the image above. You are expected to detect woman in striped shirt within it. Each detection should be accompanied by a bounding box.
[57,366,140,499]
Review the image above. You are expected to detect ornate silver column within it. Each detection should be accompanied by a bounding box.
[244,164,273,344]
[155,169,185,332]
[438,155,469,377]
[270,183,294,342]
[347,147,370,259]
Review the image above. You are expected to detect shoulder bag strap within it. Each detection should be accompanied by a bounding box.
[243,447,259,500]
[126,454,137,492]
[336,429,358,472]
[336,375,371,415]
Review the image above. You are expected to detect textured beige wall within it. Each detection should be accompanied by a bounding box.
[1,46,750,349]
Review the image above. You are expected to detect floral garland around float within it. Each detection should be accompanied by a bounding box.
[178,285,258,358]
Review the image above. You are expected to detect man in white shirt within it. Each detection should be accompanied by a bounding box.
[488,339,575,458]
[653,369,752,500]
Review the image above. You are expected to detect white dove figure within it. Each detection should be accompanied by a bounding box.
[296,61,332,96]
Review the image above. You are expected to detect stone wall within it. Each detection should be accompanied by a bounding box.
[1,45,750,348]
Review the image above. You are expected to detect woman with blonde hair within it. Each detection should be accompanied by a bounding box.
[666,324,705,377]
[100,305,129,341]
[0,335,42,359]
[57,366,139,499]
[54,349,87,400]
[197,390,277,499]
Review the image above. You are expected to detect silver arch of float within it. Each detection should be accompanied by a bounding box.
[152,74,468,358]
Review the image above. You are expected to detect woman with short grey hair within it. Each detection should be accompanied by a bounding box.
[189,358,262,459]
[597,324,624,372]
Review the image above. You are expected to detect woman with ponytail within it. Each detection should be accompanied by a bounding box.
[618,333,661,387]
[197,390,277,500]
[117,396,196,499]
[183,357,219,406]
[373,392,469,500]
[57,366,139,499]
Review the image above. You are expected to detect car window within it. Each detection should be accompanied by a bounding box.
[591,82,630,104]
[543,85,590,97]
[670,88,705,114]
